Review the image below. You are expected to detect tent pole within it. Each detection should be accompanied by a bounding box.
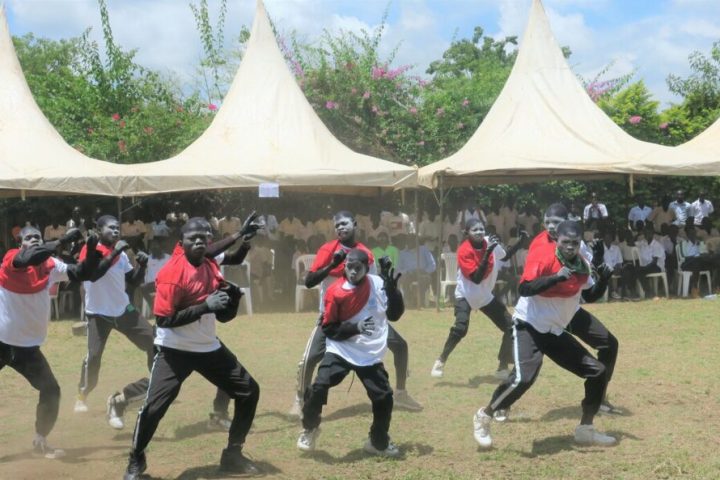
[436,175,444,312]
[414,189,421,309]
[628,174,635,196]
[117,197,122,222]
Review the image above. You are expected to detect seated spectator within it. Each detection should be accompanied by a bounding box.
[397,234,437,306]
[630,225,666,298]
[679,226,720,296]
[601,231,625,300]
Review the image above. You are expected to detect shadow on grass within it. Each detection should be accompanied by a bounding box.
[0,444,127,464]
[518,430,640,457]
[433,375,499,389]
[541,404,635,422]
[323,403,371,422]
[301,441,433,465]
[175,460,282,479]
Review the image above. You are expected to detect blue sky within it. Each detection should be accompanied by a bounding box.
[5,0,720,105]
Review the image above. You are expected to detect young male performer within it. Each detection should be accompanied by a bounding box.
[297,250,403,457]
[1,227,97,458]
[290,211,421,416]
[473,221,616,448]
[527,203,621,414]
[431,219,526,381]
[74,215,154,431]
[123,218,260,479]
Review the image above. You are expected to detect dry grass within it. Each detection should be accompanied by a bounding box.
[1,299,719,479]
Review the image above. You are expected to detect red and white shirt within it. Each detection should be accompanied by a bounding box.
[310,239,375,311]
[0,250,68,347]
[454,238,506,309]
[322,274,388,366]
[79,243,132,317]
[153,253,223,352]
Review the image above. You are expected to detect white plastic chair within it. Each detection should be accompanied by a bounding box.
[675,244,712,297]
[49,282,61,321]
[440,252,458,304]
[631,247,669,298]
[295,254,318,312]
[221,261,253,315]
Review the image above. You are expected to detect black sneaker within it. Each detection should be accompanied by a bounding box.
[220,447,260,475]
[123,451,147,480]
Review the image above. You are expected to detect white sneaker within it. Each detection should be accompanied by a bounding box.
[394,390,423,411]
[430,359,445,378]
[33,436,66,459]
[207,412,232,431]
[297,428,320,452]
[473,408,493,448]
[74,397,88,414]
[363,438,400,457]
[574,424,617,446]
[493,408,509,422]
[494,368,511,381]
[106,393,124,430]
[288,395,303,418]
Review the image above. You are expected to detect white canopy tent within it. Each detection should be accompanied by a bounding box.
[0,5,131,198]
[417,0,715,190]
[677,117,720,156]
[128,0,416,197]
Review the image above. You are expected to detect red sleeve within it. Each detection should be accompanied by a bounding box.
[310,242,335,272]
[78,244,88,262]
[520,243,553,282]
[153,281,182,317]
[322,282,341,326]
[457,241,478,278]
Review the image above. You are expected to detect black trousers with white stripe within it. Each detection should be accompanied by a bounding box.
[0,341,60,437]
[566,307,619,396]
[489,320,607,418]
[131,343,259,454]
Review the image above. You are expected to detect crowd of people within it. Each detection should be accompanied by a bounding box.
[0,189,717,478]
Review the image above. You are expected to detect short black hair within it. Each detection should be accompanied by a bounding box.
[181,217,211,234]
[346,248,369,266]
[544,203,568,219]
[556,220,583,238]
[333,210,355,222]
[96,215,118,228]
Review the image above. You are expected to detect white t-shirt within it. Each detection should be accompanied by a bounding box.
[514,270,594,335]
[0,258,68,347]
[628,206,653,224]
[636,239,666,270]
[145,253,170,284]
[583,203,608,221]
[602,244,623,269]
[83,252,133,317]
[692,200,714,225]
[454,243,506,309]
[326,275,389,367]
[155,312,220,353]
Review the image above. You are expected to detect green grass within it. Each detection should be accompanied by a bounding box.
[1,299,720,479]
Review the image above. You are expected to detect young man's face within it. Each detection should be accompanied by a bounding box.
[182,228,210,264]
[334,215,355,242]
[20,229,42,249]
[100,220,120,244]
[344,259,368,285]
[676,190,684,202]
[543,215,565,240]
[378,233,389,249]
[557,232,581,260]
[467,222,486,244]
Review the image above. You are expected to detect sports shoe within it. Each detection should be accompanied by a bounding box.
[494,368,511,381]
[123,451,147,480]
[297,428,320,452]
[473,408,493,448]
[394,390,423,411]
[32,436,66,459]
[574,424,617,446]
[599,401,624,415]
[207,412,232,431]
[610,292,622,300]
[219,446,260,474]
[106,392,125,430]
[288,394,303,418]
[493,408,509,422]
[74,395,88,413]
[430,359,445,378]
[363,438,400,457]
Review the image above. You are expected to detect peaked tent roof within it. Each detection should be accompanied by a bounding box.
[0,5,131,197]
[129,0,416,196]
[678,117,720,156]
[418,0,715,189]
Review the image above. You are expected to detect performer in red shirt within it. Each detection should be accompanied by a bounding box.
[1,226,97,458]
[296,249,404,457]
[289,211,421,417]
[123,218,260,479]
[473,221,616,448]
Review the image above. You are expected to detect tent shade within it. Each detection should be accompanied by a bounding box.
[418,0,717,189]
[127,0,416,196]
[0,6,133,197]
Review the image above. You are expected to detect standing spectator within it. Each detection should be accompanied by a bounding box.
[648,196,676,232]
[218,210,241,238]
[456,201,486,228]
[628,197,653,229]
[121,211,147,251]
[279,214,304,240]
[583,193,608,230]
[66,206,86,233]
[372,232,399,268]
[418,211,441,253]
[499,201,518,241]
[669,190,692,227]
[692,192,714,227]
[43,221,67,242]
[517,205,539,234]
[397,234,436,306]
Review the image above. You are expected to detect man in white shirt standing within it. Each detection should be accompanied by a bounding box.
[669,190,693,227]
[691,192,714,227]
[627,197,652,230]
[583,193,609,230]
